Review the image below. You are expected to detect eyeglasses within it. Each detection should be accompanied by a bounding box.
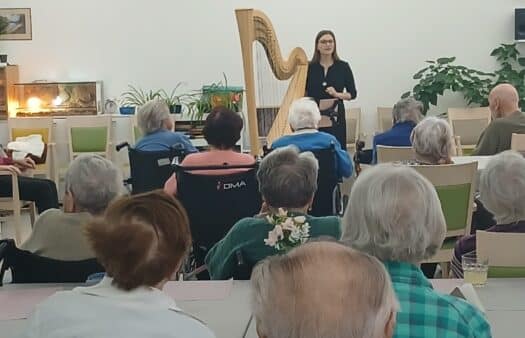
[319,40,334,45]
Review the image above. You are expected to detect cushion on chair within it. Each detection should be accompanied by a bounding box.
[435,183,471,232]
[71,127,108,152]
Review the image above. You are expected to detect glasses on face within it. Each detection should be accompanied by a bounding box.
[319,39,334,45]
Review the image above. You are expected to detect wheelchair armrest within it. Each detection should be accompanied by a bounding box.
[115,142,130,152]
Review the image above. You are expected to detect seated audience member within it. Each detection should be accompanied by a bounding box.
[271,97,352,178]
[205,146,341,280]
[252,241,398,338]
[451,151,525,277]
[410,116,455,165]
[342,164,491,337]
[164,106,254,195]
[21,154,123,260]
[0,154,58,213]
[135,98,197,153]
[473,83,525,155]
[372,97,423,163]
[21,191,215,338]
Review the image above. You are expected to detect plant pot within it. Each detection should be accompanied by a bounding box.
[119,106,136,115]
[169,104,182,114]
[0,54,7,63]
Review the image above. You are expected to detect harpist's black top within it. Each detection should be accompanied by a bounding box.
[305,60,357,103]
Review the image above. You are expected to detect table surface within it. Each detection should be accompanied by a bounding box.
[452,155,492,170]
[2,278,524,338]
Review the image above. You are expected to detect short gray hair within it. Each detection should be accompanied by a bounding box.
[258,146,318,208]
[288,97,321,130]
[251,241,398,338]
[137,98,171,135]
[411,116,454,164]
[392,97,424,124]
[342,164,446,263]
[480,150,525,224]
[65,154,123,214]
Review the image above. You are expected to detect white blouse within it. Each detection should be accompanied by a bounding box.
[20,276,215,338]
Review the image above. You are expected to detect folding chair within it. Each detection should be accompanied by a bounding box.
[116,142,186,194]
[0,239,104,285]
[174,163,261,274]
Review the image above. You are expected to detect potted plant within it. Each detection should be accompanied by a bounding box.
[160,82,185,114]
[119,85,160,114]
[201,73,243,112]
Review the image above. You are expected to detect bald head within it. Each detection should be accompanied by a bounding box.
[489,84,520,118]
[251,241,398,338]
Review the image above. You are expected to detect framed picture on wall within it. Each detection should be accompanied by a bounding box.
[0,8,32,40]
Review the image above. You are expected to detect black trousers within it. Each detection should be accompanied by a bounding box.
[319,100,347,150]
[0,175,59,213]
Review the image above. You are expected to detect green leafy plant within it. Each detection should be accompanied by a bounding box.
[185,91,212,121]
[403,43,525,114]
[159,82,185,107]
[120,85,160,107]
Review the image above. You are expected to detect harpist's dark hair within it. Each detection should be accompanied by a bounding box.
[311,30,340,64]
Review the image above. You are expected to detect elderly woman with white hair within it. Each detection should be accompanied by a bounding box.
[372,97,423,163]
[342,164,491,337]
[271,97,352,178]
[410,116,455,165]
[451,150,525,277]
[205,146,341,280]
[21,154,124,260]
[252,241,398,338]
[134,98,197,153]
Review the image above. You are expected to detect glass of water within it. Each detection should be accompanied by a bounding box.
[462,252,488,287]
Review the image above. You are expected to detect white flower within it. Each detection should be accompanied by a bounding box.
[264,230,278,247]
[274,225,284,239]
[293,216,306,224]
[281,218,296,231]
[278,208,287,217]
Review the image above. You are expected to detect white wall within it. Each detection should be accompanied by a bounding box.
[1,0,524,141]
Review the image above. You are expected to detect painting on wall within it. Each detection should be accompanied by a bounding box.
[0,8,32,40]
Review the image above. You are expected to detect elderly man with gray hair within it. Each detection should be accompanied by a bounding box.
[21,154,124,261]
[134,98,197,153]
[205,145,341,280]
[271,97,352,178]
[451,150,525,277]
[252,241,398,338]
[410,116,455,165]
[342,164,491,337]
[372,97,423,163]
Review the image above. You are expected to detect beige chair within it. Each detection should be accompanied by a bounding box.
[345,107,361,153]
[448,107,491,155]
[0,170,37,244]
[454,136,463,156]
[8,117,58,183]
[411,161,478,277]
[377,107,393,133]
[477,230,525,277]
[66,116,112,161]
[511,133,525,154]
[376,145,415,163]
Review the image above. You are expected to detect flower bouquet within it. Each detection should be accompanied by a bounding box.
[264,208,311,252]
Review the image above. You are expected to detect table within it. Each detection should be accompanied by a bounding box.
[2,279,524,338]
[1,281,252,338]
[452,155,492,170]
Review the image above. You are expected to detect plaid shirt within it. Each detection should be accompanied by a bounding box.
[385,261,492,338]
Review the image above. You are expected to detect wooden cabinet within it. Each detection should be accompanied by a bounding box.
[0,65,19,119]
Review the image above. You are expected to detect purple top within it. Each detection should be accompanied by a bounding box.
[451,220,525,277]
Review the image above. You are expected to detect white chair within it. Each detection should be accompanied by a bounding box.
[66,116,112,161]
[448,107,491,155]
[345,107,361,153]
[477,230,525,277]
[511,133,525,154]
[377,106,393,133]
[376,145,415,163]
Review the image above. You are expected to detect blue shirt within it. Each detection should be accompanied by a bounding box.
[271,131,353,178]
[135,130,198,153]
[372,121,415,163]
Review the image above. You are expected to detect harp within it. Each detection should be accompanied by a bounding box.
[236,9,309,155]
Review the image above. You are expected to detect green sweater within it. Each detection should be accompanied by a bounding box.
[472,111,525,155]
[205,214,341,280]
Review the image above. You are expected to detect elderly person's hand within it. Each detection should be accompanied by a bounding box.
[14,157,36,170]
[0,164,22,175]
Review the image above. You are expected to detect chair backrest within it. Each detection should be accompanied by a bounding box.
[0,239,104,284]
[377,106,393,132]
[66,115,112,160]
[175,165,261,264]
[448,107,491,152]
[309,144,340,217]
[127,146,186,194]
[130,114,143,145]
[345,107,361,151]
[376,145,415,163]
[410,161,477,238]
[0,171,22,244]
[476,230,525,277]
[511,133,525,154]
